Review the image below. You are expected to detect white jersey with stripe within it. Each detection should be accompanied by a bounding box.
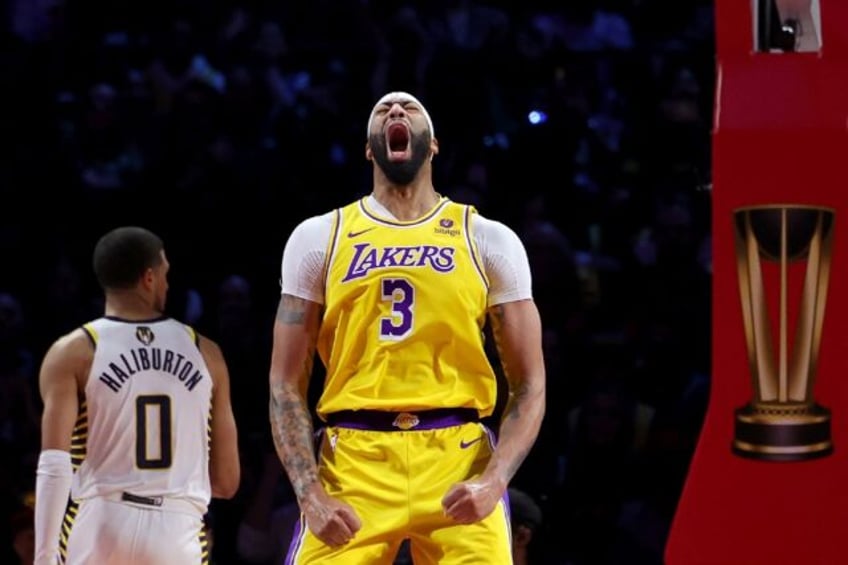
[72,316,213,515]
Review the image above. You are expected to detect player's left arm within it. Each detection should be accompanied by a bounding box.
[443,217,545,524]
[34,330,90,565]
[199,334,241,499]
[483,297,546,482]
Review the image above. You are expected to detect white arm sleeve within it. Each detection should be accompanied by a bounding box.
[34,449,73,565]
[279,212,335,305]
[472,214,534,306]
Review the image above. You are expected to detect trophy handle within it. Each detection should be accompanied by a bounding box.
[735,211,778,402]
[790,211,833,400]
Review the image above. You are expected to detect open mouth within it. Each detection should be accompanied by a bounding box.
[386,123,411,161]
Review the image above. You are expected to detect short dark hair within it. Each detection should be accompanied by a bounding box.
[93,226,164,290]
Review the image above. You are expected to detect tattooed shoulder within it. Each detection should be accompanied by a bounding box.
[277,294,308,325]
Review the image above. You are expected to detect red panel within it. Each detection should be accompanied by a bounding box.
[666,2,848,564]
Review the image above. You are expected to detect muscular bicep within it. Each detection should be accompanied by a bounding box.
[39,332,89,451]
[270,294,324,392]
[488,300,545,401]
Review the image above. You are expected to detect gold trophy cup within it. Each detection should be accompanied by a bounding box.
[732,205,834,461]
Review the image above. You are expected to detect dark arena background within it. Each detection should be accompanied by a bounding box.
[1,1,720,563]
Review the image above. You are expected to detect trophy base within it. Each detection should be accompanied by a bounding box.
[732,403,833,462]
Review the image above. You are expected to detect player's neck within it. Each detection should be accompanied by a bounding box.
[104,291,162,321]
[371,183,441,221]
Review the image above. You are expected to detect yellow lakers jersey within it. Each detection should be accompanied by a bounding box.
[317,196,497,418]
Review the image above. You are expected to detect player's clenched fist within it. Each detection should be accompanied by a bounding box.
[302,489,362,548]
[441,476,505,525]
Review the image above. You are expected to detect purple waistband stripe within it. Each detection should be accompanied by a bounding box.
[325,408,479,431]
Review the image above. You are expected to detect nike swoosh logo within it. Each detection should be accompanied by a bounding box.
[460,437,484,449]
[348,227,376,238]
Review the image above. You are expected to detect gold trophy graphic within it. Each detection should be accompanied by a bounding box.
[733,204,834,461]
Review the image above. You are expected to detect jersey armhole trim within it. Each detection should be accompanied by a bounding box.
[184,325,200,348]
[81,323,98,347]
[322,208,343,298]
[464,205,490,291]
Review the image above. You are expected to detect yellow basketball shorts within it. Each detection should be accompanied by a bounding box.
[285,411,513,564]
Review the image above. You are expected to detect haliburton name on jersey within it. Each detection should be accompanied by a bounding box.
[97,347,206,393]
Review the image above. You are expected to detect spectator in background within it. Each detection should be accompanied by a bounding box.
[509,487,544,565]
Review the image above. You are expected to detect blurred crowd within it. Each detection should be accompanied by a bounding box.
[1,0,714,563]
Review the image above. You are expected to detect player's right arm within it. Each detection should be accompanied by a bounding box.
[269,214,361,548]
[35,330,90,565]
[269,292,323,500]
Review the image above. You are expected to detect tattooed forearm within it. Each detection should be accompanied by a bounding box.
[498,381,536,479]
[277,294,307,325]
[505,443,532,481]
[503,380,530,421]
[270,381,319,501]
[270,293,322,502]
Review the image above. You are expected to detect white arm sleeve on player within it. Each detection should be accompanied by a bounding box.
[34,449,73,565]
[472,214,534,307]
[279,212,334,305]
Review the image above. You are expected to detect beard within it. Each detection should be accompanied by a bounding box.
[370,130,431,186]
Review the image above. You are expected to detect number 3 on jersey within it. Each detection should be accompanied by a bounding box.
[380,278,415,340]
[136,395,172,469]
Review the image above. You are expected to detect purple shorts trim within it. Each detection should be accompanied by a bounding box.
[325,408,479,431]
